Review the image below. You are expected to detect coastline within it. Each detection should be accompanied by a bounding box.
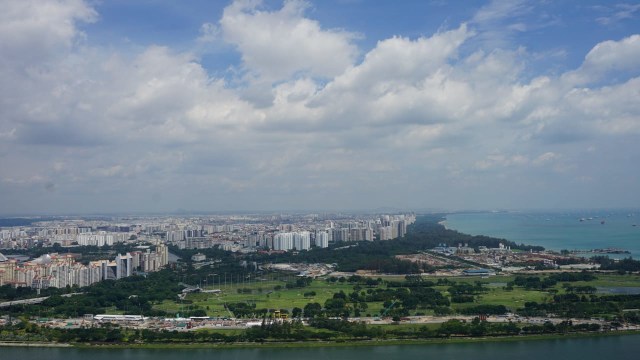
[437,220,449,230]
[442,211,640,259]
[3,330,640,350]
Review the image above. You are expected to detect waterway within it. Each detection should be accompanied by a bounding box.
[2,334,640,359]
[444,210,640,259]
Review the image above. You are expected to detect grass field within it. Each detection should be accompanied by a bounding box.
[152,272,640,318]
[154,277,373,317]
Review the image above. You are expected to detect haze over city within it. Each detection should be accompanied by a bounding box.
[1,0,639,215]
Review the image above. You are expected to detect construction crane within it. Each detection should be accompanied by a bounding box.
[380,300,397,317]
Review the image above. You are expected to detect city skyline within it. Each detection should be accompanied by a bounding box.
[1,0,640,215]
[0,212,411,288]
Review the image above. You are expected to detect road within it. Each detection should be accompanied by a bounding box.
[0,293,83,308]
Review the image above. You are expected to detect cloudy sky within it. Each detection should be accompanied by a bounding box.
[1,0,639,215]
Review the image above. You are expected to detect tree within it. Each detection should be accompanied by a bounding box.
[438,319,468,337]
[292,307,302,318]
[303,302,322,318]
[324,298,347,317]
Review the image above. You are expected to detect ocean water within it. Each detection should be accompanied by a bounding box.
[444,210,640,259]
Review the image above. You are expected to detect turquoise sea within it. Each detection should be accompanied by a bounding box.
[444,210,640,259]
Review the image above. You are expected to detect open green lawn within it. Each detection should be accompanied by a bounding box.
[155,278,361,317]
[153,272,640,318]
[583,273,640,287]
[103,306,125,315]
[452,287,549,312]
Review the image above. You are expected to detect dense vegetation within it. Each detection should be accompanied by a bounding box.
[506,274,640,319]
[0,315,610,344]
[1,270,183,318]
[592,256,640,272]
[0,284,74,302]
[517,293,640,319]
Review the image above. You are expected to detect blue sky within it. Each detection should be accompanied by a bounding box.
[84,1,638,73]
[1,0,640,214]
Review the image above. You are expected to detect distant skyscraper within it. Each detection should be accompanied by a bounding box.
[294,231,311,250]
[156,243,169,267]
[315,231,329,248]
[273,232,294,251]
[115,253,133,279]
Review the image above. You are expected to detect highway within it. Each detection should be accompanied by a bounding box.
[0,293,82,308]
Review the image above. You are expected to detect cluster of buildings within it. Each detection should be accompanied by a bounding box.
[0,220,136,249]
[272,231,312,251]
[0,214,415,254]
[0,214,414,257]
[163,214,415,252]
[0,244,168,289]
[429,241,595,272]
[0,213,416,285]
[75,232,129,246]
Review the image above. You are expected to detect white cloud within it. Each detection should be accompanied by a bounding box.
[472,0,529,24]
[0,0,96,67]
[470,0,535,49]
[197,22,220,43]
[562,34,640,85]
[329,24,471,92]
[533,152,558,166]
[596,3,640,25]
[89,165,124,178]
[565,77,640,134]
[474,153,529,170]
[583,34,640,71]
[1,0,639,213]
[220,0,358,81]
[310,24,474,132]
